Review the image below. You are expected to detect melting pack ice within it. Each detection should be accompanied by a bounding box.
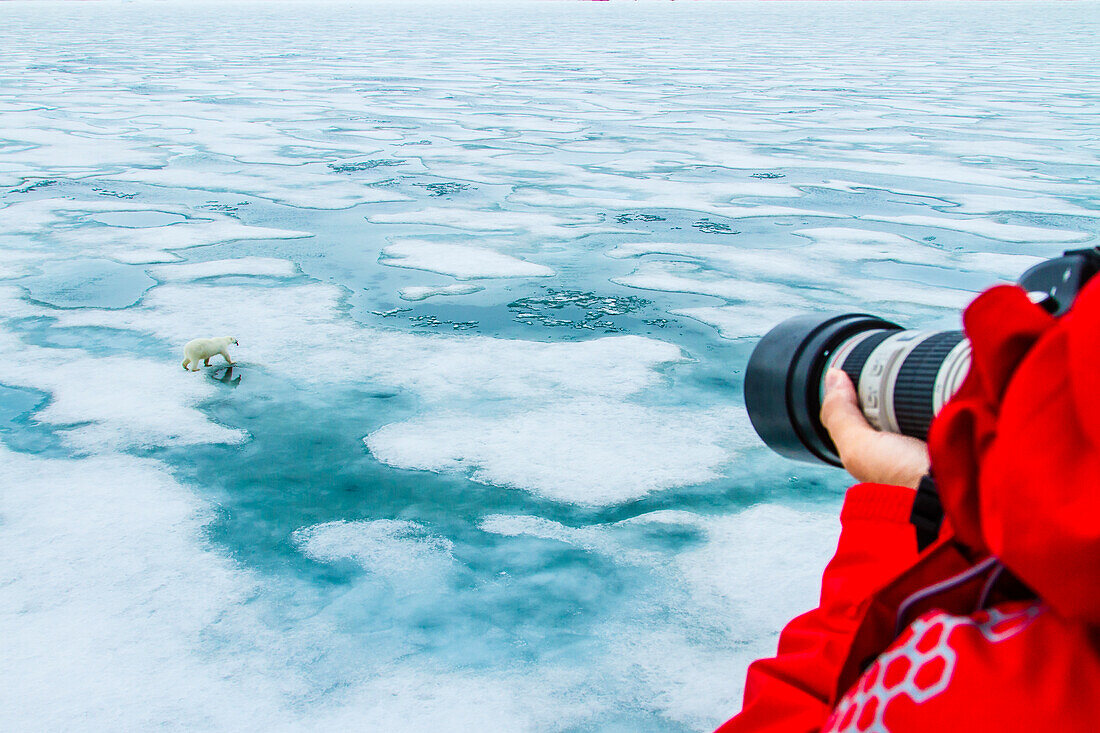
[1,1,1098,731]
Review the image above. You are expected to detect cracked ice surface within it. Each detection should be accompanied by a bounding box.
[1,1,1098,731]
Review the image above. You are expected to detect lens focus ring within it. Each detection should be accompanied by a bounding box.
[839,330,896,393]
[893,331,965,440]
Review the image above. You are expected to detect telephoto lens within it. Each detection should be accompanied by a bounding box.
[744,314,971,466]
[744,248,1100,467]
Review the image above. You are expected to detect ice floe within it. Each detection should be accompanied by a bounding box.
[367,400,753,505]
[0,446,285,731]
[862,214,1090,243]
[367,207,616,239]
[149,257,299,281]
[607,226,1045,333]
[0,332,246,453]
[509,188,847,224]
[612,260,812,305]
[114,163,412,210]
[398,283,485,301]
[1,198,313,268]
[936,193,1100,218]
[672,304,810,340]
[20,258,156,309]
[381,239,553,280]
[294,519,455,581]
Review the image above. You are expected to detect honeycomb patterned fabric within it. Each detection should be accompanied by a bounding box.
[824,604,1043,733]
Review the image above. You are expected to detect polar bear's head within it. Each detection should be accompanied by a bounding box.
[222,336,238,346]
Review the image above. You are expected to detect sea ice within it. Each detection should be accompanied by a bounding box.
[612,260,812,305]
[50,279,739,504]
[510,188,846,224]
[368,207,614,239]
[148,257,299,281]
[479,504,840,726]
[53,281,687,403]
[2,198,313,266]
[113,164,413,210]
[5,0,1098,729]
[293,519,455,582]
[366,400,752,506]
[862,214,1090,243]
[399,283,485,301]
[381,239,554,280]
[20,258,156,309]
[939,194,1100,218]
[672,305,809,341]
[0,332,246,453]
[0,446,288,732]
[790,228,947,266]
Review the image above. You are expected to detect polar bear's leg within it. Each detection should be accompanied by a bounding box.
[182,357,191,370]
[203,357,211,366]
[190,361,201,372]
[220,349,234,365]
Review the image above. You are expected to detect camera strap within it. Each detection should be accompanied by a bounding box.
[909,473,944,551]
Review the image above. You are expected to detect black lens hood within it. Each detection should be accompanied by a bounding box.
[744,313,900,465]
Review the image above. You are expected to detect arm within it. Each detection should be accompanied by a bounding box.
[715,370,927,732]
[716,482,919,733]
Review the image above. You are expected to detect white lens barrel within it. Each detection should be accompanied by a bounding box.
[864,330,937,433]
[933,339,972,415]
[824,328,970,438]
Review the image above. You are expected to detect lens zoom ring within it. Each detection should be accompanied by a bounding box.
[893,331,965,440]
[839,330,896,389]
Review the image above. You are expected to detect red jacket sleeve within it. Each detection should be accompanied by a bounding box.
[715,483,920,733]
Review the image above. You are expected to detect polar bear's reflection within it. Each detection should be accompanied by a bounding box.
[212,366,242,388]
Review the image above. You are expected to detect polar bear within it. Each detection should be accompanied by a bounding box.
[182,336,238,371]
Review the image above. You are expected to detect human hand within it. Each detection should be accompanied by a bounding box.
[820,369,929,489]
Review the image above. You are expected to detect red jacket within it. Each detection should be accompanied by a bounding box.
[717,280,1100,732]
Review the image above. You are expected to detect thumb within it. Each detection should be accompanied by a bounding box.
[820,369,876,449]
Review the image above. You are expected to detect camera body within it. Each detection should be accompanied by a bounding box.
[744,248,1100,466]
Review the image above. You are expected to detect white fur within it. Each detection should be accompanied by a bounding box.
[181,336,237,371]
